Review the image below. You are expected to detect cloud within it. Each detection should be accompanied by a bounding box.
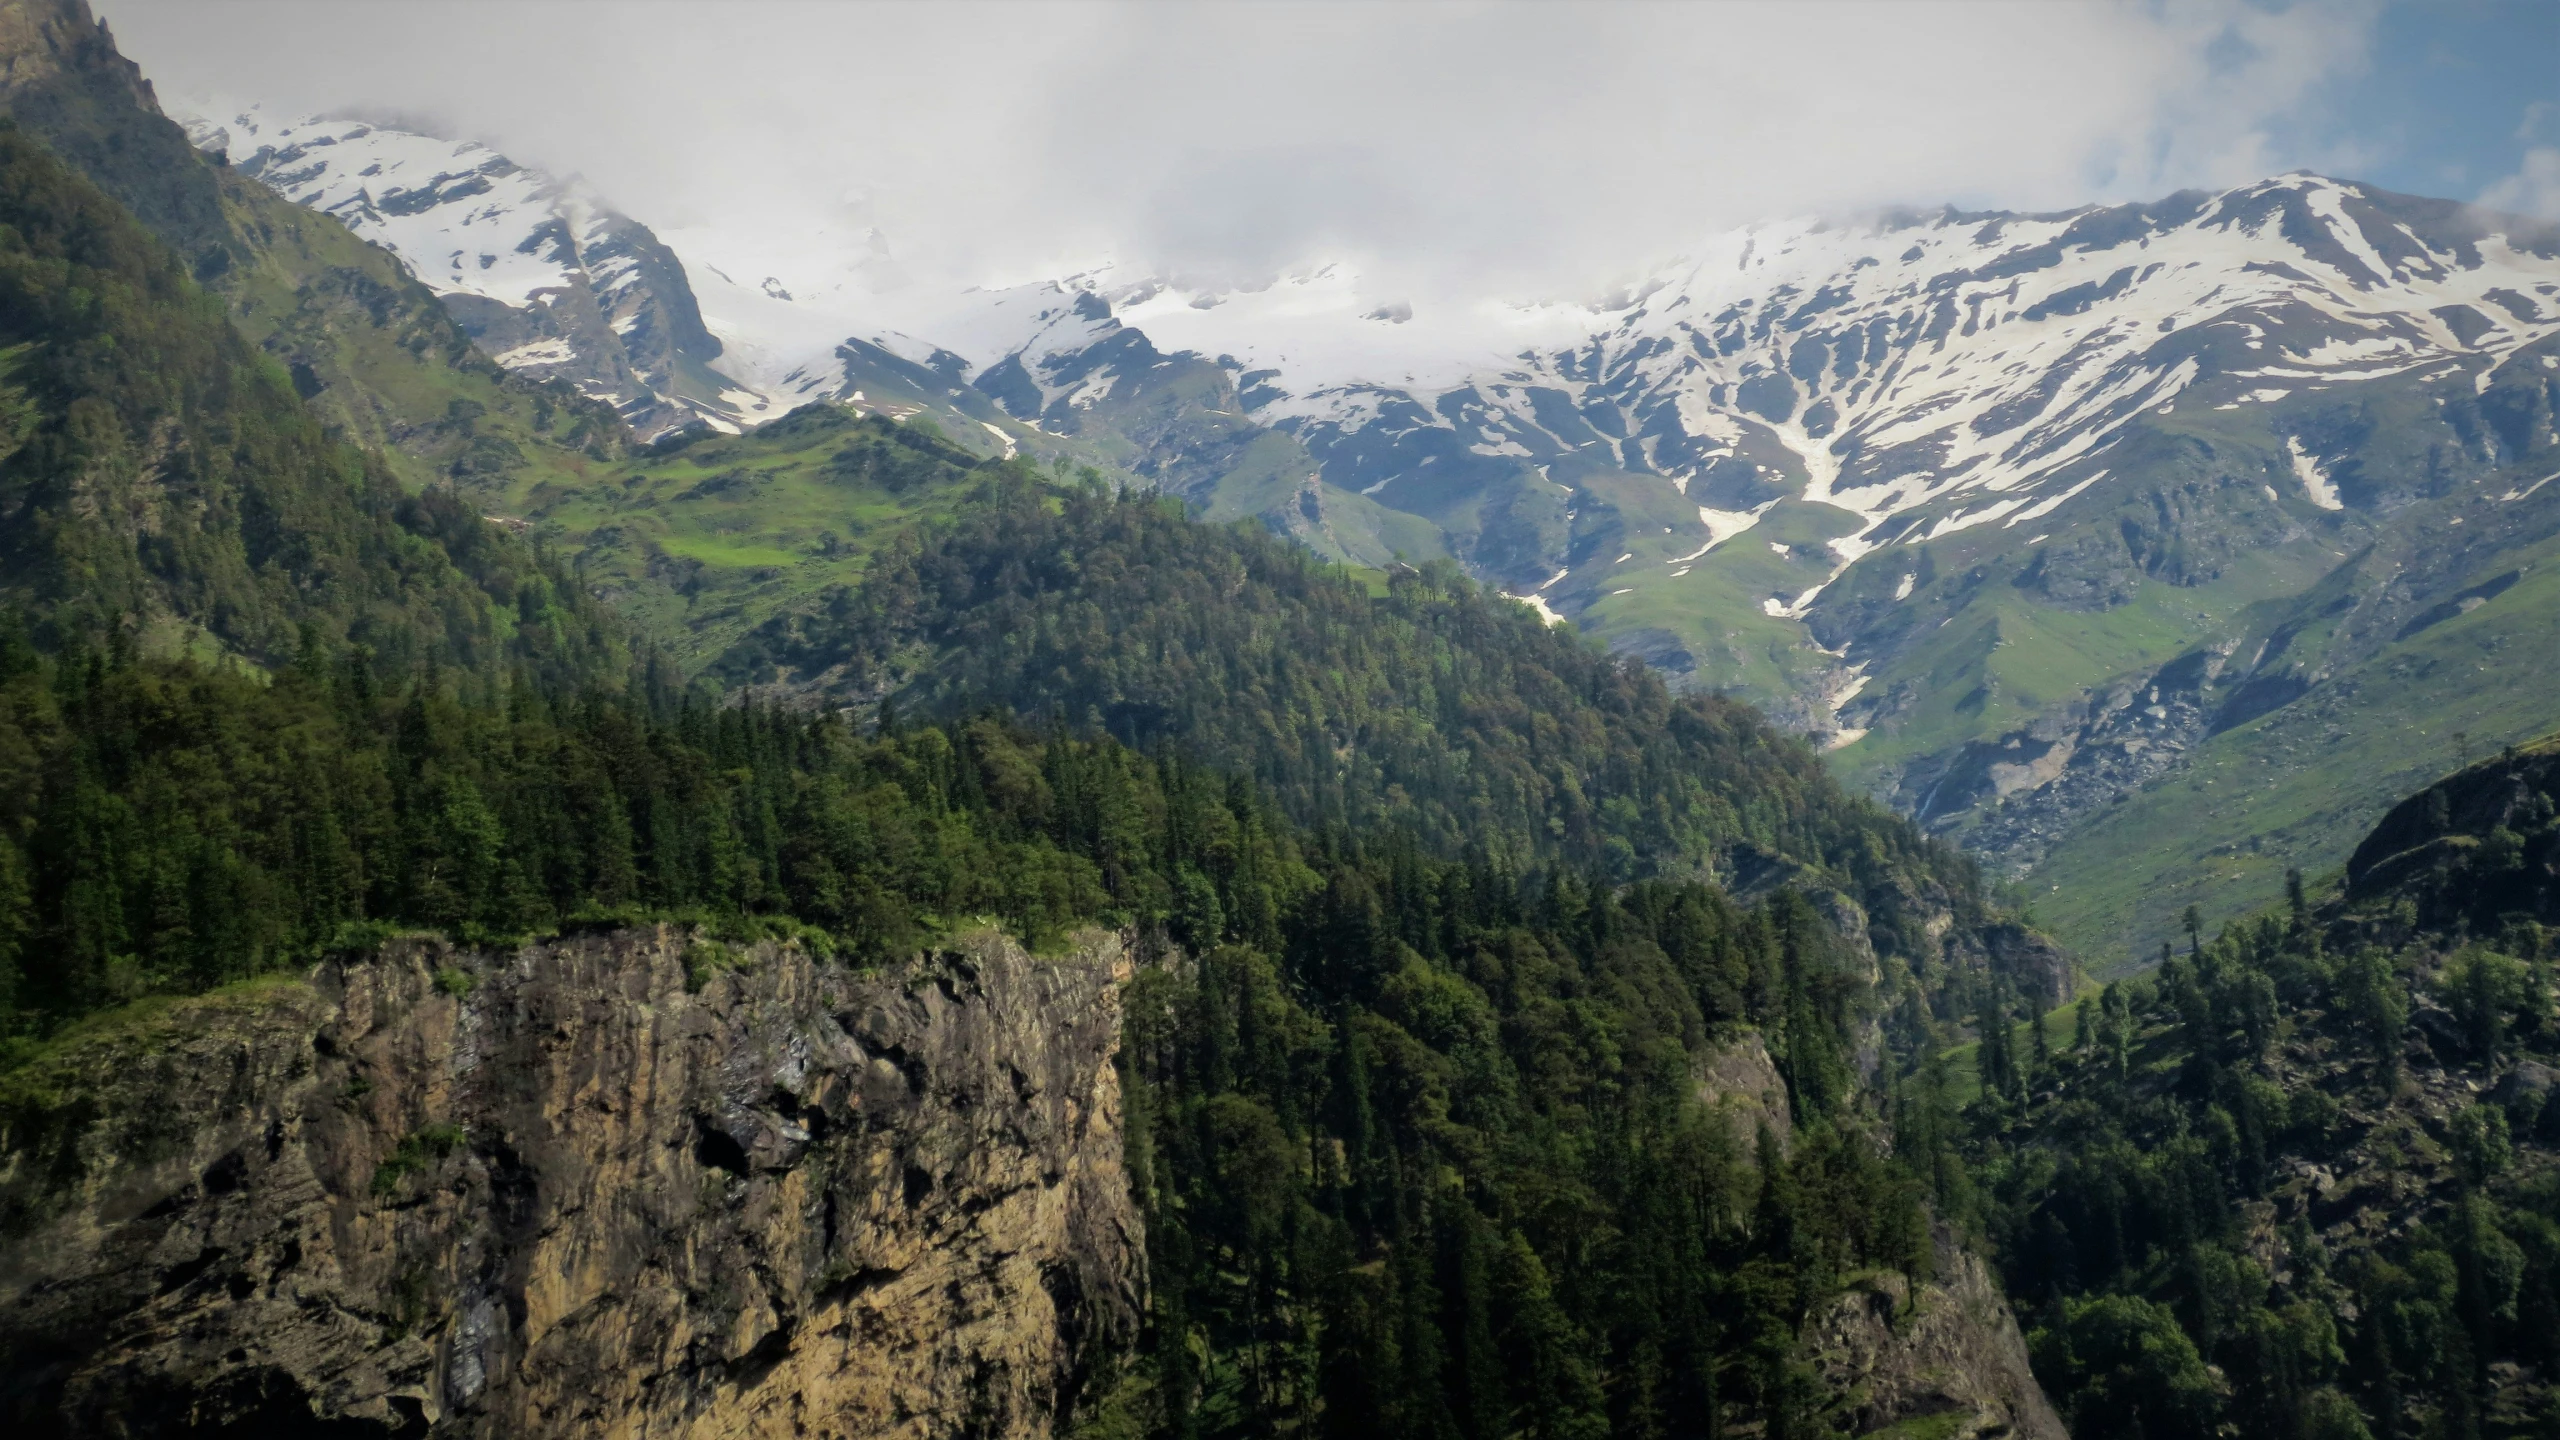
[2481,148,2560,220]
[96,0,2387,301]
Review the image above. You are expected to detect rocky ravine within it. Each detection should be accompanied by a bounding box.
[0,926,1141,1439]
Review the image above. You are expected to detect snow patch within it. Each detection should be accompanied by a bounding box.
[2002,470,2105,527]
[1673,503,1775,561]
[1510,591,1569,626]
[2286,436,2344,510]
[2501,470,2559,502]
[493,339,579,367]
[1764,582,1831,619]
[1826,533,1876,565]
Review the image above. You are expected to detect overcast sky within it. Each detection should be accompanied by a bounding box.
[93,0,2560,303]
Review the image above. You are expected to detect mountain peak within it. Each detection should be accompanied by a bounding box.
[174,100,762,439]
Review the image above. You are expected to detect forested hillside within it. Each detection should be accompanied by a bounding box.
[1955,736,2560,1439]
[0,119,615,680]
[1,619,1970,1438]
[15,3,2560,1437]
[488,402,1024,665]
[0,0,627,490]
[0,43,2074,1433]
[716,478,2061,1018]
[0,555,2008,1436]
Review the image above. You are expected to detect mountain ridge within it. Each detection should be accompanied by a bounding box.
[707,169,2560,964]
[183,101,760,441]
[140,73,2560,968]
[33,7,2552,1437]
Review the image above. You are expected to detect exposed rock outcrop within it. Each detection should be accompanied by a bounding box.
[1696,1030,1793,1151]
[1698,1039,2069,1439]
[0,925,1140,1438]
[1953,920,2081,1015]
[2347,734,2560,914]
[1807,1224,2069,1440]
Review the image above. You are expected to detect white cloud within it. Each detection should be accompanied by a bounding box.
[96,0,2387,303]
[2481,148,2560,220]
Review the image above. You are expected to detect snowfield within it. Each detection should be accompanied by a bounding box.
[174,103,2560,576]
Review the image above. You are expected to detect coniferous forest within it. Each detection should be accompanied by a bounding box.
[1955,747,2560,1440]
[0,99,1958,1438]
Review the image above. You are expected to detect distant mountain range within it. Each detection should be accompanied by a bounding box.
[179,102,2560,965]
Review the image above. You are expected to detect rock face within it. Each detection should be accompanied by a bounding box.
[1696,1030,1793,1151]
[1697,1032,2070,1439]
[2348,736,2560,915]
[1807,1225,2069,1440]
[0,925,1141,1438]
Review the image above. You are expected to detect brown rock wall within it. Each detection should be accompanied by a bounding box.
[0,925,1140,1439]
[1807,1224,2068,1440]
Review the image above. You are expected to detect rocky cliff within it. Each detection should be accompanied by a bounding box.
[0,925,1141,1439]
[1694,1024,2070,1439]
[1808,1225,2070,1440]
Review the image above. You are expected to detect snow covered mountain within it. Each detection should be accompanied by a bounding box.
[174,109,2558,596]
[772,173,2560,963]
[1261,175,2560,583]
[181,102,768,439]
[181,114,2560,957]
[882,175,2560,597]
[684,175,2560,684]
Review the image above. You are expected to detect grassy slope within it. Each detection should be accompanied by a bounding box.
[1577,495,1864,705]
[208,167,619,486]
[1832,560,2329,790]
[1801,345,2560,969]
[1826,392,2361,786]
[1054,343,1458,572]
[1939,995,2092,1107]
[2030,542,2560,973]
[1544,380,2351,740]
[484,408,999,666]
[201,164,628,495]
[1189,427,1455,568]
